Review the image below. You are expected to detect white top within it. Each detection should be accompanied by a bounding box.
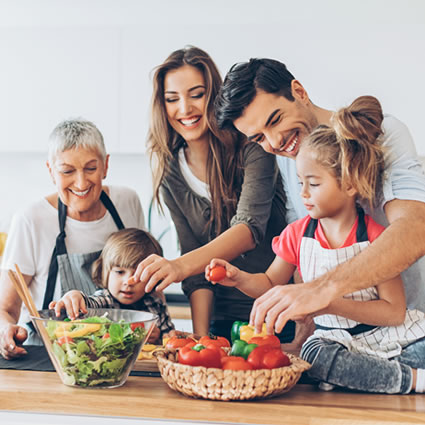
[178,148,211,200]
[1,186,145,325]
[277,114,425,312]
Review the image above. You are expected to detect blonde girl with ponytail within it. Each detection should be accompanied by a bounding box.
[207,96,425,394]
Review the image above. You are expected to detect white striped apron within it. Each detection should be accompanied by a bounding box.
[301,211,425,359]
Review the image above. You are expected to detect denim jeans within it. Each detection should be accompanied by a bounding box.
[300,336,425,394]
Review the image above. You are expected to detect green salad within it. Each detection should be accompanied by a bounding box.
[46,315,146,387]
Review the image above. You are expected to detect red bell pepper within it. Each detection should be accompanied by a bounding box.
[178,344,222,369]
[248,334,281,348]
[247,345,291,369]
[198,335,231,349]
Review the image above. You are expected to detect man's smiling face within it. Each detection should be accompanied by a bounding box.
[233,84,319,159]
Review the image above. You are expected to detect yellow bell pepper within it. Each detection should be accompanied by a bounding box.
[239,323,268,342]
[55,322,101,339]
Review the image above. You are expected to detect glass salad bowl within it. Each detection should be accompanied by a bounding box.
[31,308,157,388]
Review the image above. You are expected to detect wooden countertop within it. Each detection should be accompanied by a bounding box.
[1,369,425,424]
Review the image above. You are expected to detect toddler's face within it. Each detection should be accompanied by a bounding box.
[108,266,146,305]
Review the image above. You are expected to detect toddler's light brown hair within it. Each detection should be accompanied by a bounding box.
[92,228,163,289]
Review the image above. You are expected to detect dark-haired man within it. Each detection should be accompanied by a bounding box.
[215,58,425,335]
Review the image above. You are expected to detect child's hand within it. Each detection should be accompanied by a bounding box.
[147,324,161,344]
[205,259,241,288]
[48,290,87,320]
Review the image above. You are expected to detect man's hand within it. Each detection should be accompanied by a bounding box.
[250,281,333,334]
[0,324,28,359]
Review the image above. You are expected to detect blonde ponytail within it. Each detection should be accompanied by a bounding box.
[303,96,385,207]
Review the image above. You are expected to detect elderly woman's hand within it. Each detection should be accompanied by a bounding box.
[146,324,161,344]
[0,323,28,359]
[133,254,186,293]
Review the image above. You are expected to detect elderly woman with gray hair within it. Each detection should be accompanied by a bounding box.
[0,119,145,359]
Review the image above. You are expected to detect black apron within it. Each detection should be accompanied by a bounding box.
[26,191,125,344]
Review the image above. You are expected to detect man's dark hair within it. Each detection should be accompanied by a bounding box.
[215,58,296,130]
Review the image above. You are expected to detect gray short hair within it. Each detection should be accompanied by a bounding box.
[48,118,107,163]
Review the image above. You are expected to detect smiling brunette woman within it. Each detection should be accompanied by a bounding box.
[0,119,145,359]
[133,46,292,340]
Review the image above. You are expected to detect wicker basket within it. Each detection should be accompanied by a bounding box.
[155,349,311,401]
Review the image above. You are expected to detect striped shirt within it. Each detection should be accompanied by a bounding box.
[81,289,175,337]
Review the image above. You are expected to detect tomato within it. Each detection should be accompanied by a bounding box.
[130,322,145,331]
[248,335,281,348]
[102,333,110,339]
[222,356,253,370]
[165,336,196,350]
[208,266,227,282]
[178,344,222,368]
[57,336,74,346]
[198,335,230,349]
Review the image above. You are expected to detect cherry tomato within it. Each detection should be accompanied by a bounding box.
[208,266,227,282]
[57,336,74,346]
[102,333,110,339]
[130,322,145,331]
[165,336,196,350]
[222,356,253,370]
[198,335,231,349]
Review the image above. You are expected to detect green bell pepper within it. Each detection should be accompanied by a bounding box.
[230,339,258,359]
[231,320,248,343]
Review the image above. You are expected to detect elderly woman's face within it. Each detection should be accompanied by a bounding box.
[47,147,109,221]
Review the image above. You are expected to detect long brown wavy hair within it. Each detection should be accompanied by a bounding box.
[302,95,385,208]
[147,46,245,234]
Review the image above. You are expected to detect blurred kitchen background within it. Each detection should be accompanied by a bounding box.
[1,1,424,309]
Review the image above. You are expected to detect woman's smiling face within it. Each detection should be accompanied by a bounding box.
[163,65,209,143]
[47,147,109,221]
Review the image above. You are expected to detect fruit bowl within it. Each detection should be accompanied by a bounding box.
[155,349,311,401]
[31,308,157,388]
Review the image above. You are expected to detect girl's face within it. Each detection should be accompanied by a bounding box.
[107,266,146,305]
[163,65,209,143]
[296,148,355,220]
[47,147,109,221]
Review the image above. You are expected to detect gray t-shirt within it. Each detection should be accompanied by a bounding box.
[277,114,425,312]
[161,142,287,322]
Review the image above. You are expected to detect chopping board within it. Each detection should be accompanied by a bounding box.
[133,357,159,372]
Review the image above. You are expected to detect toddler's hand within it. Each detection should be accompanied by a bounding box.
[205,259,240,288]
[48,290,87,320]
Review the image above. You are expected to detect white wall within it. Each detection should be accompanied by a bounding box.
[1,0,424,249]
[0,0,424,155]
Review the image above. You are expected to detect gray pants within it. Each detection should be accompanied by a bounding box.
[300,336,425,394]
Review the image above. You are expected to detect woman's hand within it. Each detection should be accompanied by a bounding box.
[0,323,28,359]
[205,259,242,288]
[49,290,87,320]
[133,254,186,293]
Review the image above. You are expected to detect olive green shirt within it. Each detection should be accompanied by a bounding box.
[161,142,287,322]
